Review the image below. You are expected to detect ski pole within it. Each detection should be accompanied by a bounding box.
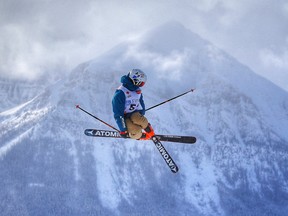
[146,88,195,111]
[76,105,120,132]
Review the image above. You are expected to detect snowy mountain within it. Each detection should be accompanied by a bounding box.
[0,78,44,112]
[0,73,60,112]
[1,21,288,216]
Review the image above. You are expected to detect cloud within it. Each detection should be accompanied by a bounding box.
[259,38,288,70]
[0,0,107,80]
[284,3,288,15]
[0,24,46,79]
[0,0,287,90]
[125,46,187,81]
[189,0,288,90]
[258,45,288,90]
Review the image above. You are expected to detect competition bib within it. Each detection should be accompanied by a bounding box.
[118,85,143,114]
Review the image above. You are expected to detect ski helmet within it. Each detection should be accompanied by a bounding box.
[128,69,147,87]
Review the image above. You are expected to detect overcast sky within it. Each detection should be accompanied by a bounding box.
[0,0,288,90]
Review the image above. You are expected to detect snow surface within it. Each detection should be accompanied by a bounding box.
[1,21,288,216]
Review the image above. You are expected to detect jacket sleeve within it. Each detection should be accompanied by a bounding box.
[112,90,127,132]
[139,94,145,115]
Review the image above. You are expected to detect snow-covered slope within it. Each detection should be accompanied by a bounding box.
[0,78,44,112]
[0,73,59,112]
[1,22,288,216]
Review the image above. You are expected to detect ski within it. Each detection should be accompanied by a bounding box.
[84,129,196,144]
[84,129,180,173]
[151,136,179,173]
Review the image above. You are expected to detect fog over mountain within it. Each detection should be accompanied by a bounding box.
[1,22,288,216]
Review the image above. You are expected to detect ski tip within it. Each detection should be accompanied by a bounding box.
[172,166,179,173]
[75,104,80,109]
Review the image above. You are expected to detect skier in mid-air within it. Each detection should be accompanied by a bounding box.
[112,69,155,140]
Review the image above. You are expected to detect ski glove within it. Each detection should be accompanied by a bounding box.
[120,131,129,138]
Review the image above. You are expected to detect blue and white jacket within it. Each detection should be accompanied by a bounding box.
[112,75,145,132]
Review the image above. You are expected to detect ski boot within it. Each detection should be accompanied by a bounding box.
[138,123,155,140]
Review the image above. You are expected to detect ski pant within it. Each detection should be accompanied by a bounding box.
[125,112,149,139]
